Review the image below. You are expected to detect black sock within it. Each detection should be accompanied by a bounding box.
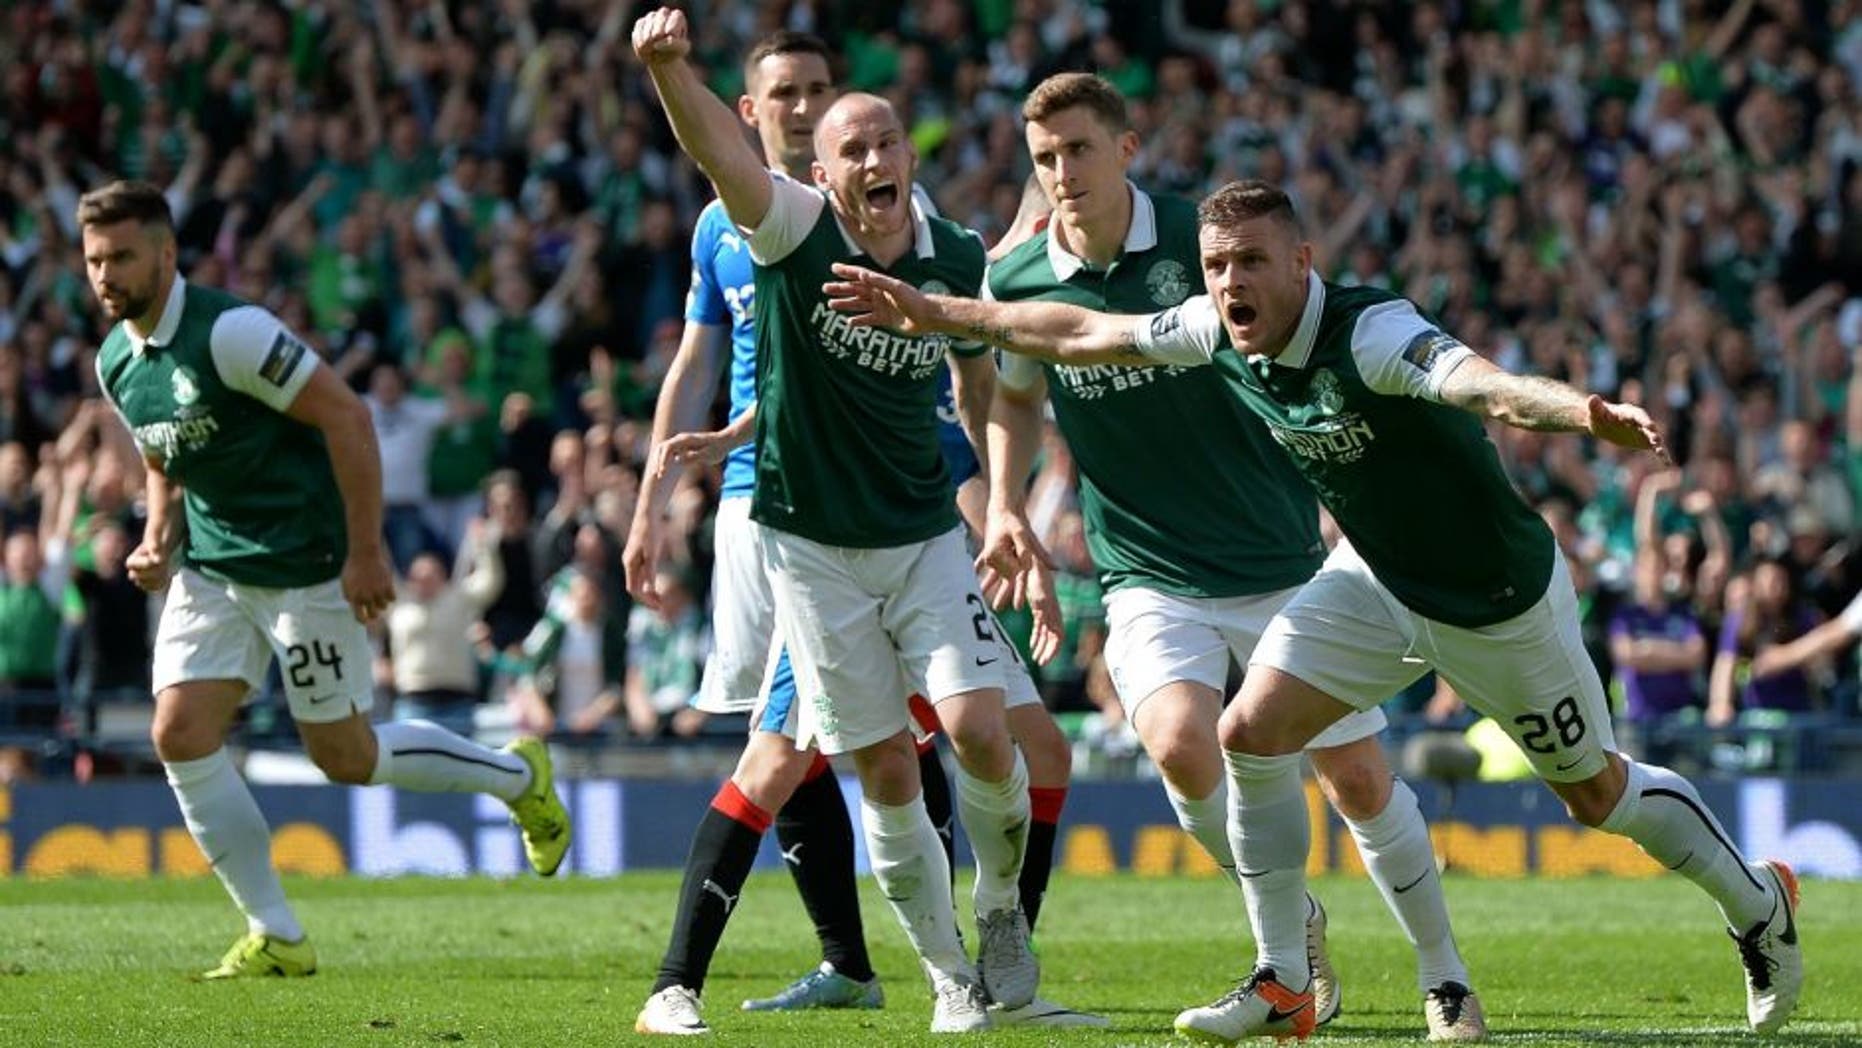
[774,757,874,983]
[1021,787,1066,930]
[653,782,769,995]
[918,742,957,896]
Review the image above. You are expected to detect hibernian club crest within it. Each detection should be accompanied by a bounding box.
[1310,369,1345,416]
[1146,259,1192,306]
[171,367,200,407]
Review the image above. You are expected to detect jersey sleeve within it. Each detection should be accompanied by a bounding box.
[1130,293,1224,366]
[1350,299,1476,402]
[684,204,731,325]
[744,175,825,265]
[209,306,319,412]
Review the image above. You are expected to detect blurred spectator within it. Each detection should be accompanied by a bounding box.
[365,361,453,572]
[1039,510,1106,714]
[477,470,543,654]
[1710,559,1826,725]
[381,522,505,737]
[1610,549,1708,725]
[510,569,630,738]
[68,515,151,714]
[0,447,80,734]
[622,568,706,740]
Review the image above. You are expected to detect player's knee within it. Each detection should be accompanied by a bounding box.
[1218,707,1291,756]
[945,716,1013,773]
[1148,728,1219,785]
[150,707,218,763]
[1010,710,1071,784]
[733,747,810,809]
[1316,756,1389,822]
[310,745,376,785]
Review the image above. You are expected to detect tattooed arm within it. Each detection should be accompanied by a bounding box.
[1436,353,1669,457]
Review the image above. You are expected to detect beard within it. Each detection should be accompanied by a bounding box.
[99,283,156,322]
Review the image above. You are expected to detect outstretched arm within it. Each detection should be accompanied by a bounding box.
[1436,353,1670,460]
[632,7,772,230]
[825,262,1167,366]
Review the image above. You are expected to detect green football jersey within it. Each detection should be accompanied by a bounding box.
[745,178,987,548]
[97,276,346,588]
[1136,274,1554,628]
[987,188,1321,597]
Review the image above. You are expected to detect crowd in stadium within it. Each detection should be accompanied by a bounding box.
[4,0,1862,780]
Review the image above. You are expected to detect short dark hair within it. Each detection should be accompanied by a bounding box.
[76,180,174,232]
[1197,180,1301,235]
[743,31,834,90]
[1022,72,1128,133]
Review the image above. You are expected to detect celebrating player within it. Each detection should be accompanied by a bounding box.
[624,30,1092,1034]
[632,8,1037,1034]
[826,178,1803,1039]
[80,180,570,980]
[981,72,1482,1040]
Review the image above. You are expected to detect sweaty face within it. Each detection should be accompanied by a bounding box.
[1026,107,1135,233]
[745,52,835,173]
[813,98,916,239]
[1197,217,1311,358]
[82,220,168,323]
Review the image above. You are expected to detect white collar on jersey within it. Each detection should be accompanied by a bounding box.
[1269,270,1327,369]
[1045,181,1157,281]
[127,273,188,355]
[834,184,937,260]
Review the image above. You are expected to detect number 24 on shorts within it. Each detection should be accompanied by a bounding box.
[285,640,347,689]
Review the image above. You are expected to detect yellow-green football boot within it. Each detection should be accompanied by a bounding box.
[504,736,571,876]
[198,932,316,980]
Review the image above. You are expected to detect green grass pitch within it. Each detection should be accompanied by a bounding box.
[2,871,1858,1046]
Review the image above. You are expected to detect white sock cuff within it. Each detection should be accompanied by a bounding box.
[367,740,395,786]
[164,748,233,787]
[1223,748,1303,788]
[1599,759,1649,835]
[860,793,928,836]
[956,751,1028,803]
[1344,776,1419,843]
[1165,781,1227,820]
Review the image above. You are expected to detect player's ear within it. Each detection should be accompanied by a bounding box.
[811,160,829,190]
[737,94,757,126]
[1117,129,1139,163]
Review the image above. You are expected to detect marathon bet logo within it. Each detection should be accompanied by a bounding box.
[1269,368,1376,464]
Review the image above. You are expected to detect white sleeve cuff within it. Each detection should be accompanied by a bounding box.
[745,175,825,265]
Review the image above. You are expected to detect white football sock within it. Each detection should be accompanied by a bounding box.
[861,794,972,978]
[1600,759,1774,930]
[955,753,1031,915]
[1166,780,1242,888]
[369,721,531,802]
[1225,748,1312,986]
[165,750,303,942]
[1342,777,1468,992]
